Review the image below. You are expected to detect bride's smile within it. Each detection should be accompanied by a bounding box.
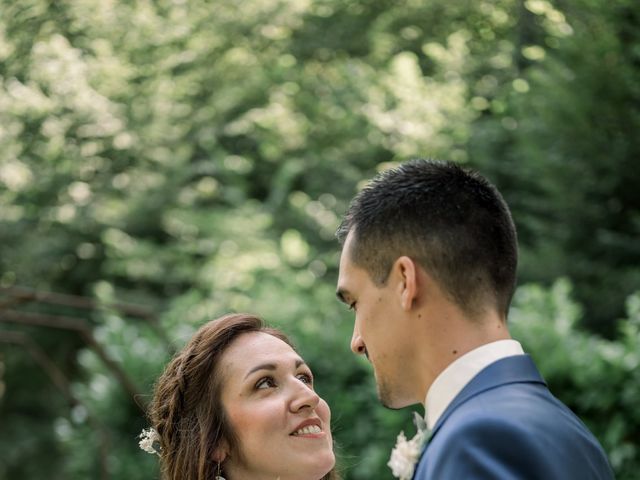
[219,331,335,480]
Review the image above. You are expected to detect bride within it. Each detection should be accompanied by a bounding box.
[142,313,338,480]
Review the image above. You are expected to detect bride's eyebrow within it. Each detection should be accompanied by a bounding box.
[244,359,306,380]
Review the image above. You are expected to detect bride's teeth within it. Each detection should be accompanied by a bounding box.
[293,425,321,435]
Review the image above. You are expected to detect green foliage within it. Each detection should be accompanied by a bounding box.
[468,0,640,334]
[511,280,640,478]
[0,0,637,478]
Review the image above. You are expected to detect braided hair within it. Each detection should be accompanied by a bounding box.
[148,314,286,479]
[147,313,340,480]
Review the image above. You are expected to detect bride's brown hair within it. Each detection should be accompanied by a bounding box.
[148,313,339,480]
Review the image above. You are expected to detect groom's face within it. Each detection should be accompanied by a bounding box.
[337,231,417,409]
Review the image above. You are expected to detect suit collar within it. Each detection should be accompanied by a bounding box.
[425,340,525,429]
[430,355,546,437]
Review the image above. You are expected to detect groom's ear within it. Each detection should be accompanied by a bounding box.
[394,256,418,311]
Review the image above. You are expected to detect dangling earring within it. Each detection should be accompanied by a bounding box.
[215,461,226,480]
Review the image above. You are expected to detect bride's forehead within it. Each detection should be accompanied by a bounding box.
[229,331,291,350]
[224,332,300,364]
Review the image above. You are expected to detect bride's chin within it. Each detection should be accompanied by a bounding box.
[315,452,336,478]
[326,452,336,470]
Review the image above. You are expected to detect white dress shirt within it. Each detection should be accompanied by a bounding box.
[425,340,525,430]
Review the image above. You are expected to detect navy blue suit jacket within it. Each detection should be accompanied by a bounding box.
[413,355,614,479]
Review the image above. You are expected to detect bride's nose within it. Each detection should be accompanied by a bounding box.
[289,380,320,412]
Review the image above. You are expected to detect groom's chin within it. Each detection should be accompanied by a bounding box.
[377,384,409,410]
[377,383,417,410]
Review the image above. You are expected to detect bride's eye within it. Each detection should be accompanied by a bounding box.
[256,376,277,389]
[296,372,313,386]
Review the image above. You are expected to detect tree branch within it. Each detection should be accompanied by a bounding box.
[0,310,145,410]
[0,331,110,480]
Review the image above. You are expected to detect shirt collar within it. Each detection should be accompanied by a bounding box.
[424,339,525,430]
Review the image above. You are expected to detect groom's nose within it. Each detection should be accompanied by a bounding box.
[350,328,367,357]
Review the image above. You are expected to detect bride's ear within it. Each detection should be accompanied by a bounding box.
[213,440,229,463]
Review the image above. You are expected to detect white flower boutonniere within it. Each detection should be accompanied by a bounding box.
[387,412,430,480]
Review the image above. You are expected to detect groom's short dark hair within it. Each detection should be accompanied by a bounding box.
[337,159,518,318]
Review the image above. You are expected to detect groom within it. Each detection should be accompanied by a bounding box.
[336,159,613,478]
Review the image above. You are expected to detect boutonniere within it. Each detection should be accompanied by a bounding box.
[387,412,431,480]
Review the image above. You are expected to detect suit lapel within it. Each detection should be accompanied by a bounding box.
[429,355,546,440]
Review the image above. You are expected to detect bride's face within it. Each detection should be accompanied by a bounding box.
[219,332,335,480]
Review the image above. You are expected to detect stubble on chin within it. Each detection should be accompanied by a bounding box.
[375,367,411,410]
[375,373,395,409]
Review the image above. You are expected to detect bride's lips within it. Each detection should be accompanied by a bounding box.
[290,418,323,437]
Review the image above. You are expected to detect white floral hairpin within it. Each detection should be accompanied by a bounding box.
[387,412,430,480]
[138,427,162,456]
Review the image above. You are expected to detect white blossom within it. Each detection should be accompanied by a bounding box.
[388,422,430,480]
[138,428,161,456]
